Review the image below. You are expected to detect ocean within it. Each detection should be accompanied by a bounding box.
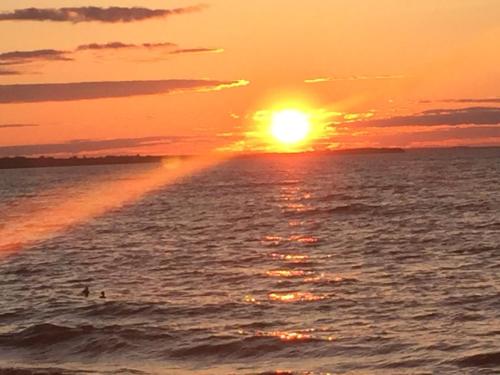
[0,148,499,375]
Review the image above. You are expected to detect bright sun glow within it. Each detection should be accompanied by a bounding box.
[270,109,311,145]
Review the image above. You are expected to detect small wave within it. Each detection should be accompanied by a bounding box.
[170,337,281,359]
[0,323,91,347]
[0,323,173,353]
[170,331,326,359]
[76,301,166,318]
[303,274,358,285]
[456,351,500,367]
[325,203,380,214]
[316,193,359,202]
[0,366,146,375]
[246,329,335,343]
[0,366,83,375]
[283,203,380,217]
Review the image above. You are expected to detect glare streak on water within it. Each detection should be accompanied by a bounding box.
[0,148,499,375]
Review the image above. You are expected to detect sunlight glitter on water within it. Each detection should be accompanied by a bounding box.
[266,270,308,278]
[270,253,311,263]
[268,292,328,303]
[262,235,319,246]
[237,328,335,343]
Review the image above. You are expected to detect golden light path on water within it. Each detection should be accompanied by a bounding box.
[0,153,230,257]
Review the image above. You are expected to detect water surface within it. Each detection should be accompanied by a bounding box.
[0,149,499,374]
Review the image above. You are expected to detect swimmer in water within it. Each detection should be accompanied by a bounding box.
[81,286,89,298]
[100,291,106,299]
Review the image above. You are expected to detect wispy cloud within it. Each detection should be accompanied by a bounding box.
[305,75,405,83]
[0,79,249,104]
[0,5,207,23]
[170,48,224,55]
[0,68,21,75]
[196,80,249,92]
[421,98,500,104]
[0,49,72,65]
[0,136,210,156]
[0,123,39,129]
[0,42,222,72]
[76,42,177,51]
[338,107,500,127]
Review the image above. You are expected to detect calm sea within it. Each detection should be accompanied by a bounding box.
[0,148,499,375]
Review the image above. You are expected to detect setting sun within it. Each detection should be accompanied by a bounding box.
[270,110,311,145]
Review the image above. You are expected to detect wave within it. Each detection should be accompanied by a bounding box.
[0,366,78,375]
[285,203,380,217]
[325,203,381,214]
[316,193,363,202]
[0,323,172,354]
[457,351,500,367]
[0,366,147,375]
[170,334,324,359]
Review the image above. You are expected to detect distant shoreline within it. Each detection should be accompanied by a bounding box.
[0,148,403,170]
[0,146,498,170]
[0,155,166,170]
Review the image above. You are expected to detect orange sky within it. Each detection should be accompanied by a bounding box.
[0,0,499,156]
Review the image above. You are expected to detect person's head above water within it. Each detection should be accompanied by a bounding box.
[100,291,106,298]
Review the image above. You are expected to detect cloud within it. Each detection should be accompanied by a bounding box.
[170,48,224,55]
[0,42,220,72]
[196,80,249,92]
[340,107,500,127]
[76,42,177,51]
[0,68,21,75]
[305,75,405,83]
[0,79,249,104]
[0,49,71,65]
[0,136,212,157]
[0,124,39,129]
[0,5,207,23]
[376,125,500,148]
[0,137,169,156]
[421,98,500,104]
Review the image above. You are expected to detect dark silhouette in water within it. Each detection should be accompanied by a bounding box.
[81,286,89,298]
[100,291,106,299]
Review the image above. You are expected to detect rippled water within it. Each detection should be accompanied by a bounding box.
[0,149,499,375]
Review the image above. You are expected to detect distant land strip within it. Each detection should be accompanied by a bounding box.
[0,155,167,170]
[0,149,406,170]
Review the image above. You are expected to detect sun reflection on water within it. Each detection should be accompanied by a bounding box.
[238,328,335,343]
[266,270,309,278]
[271,253,310,263]
[268,292,328,303]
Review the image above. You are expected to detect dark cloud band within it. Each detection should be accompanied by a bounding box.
[0,136,213,157]
[0,124,39,129]
[76,42,177,51]
[341,107,500,127]
[0,49,72,65]
[0,68,21,75]
[0,5,206,23]
[421,98,500,104]
[0,79,248,104]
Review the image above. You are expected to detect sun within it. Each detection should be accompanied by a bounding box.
[270,109,311,145]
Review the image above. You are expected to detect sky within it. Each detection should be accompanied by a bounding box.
[0,0,499,156]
